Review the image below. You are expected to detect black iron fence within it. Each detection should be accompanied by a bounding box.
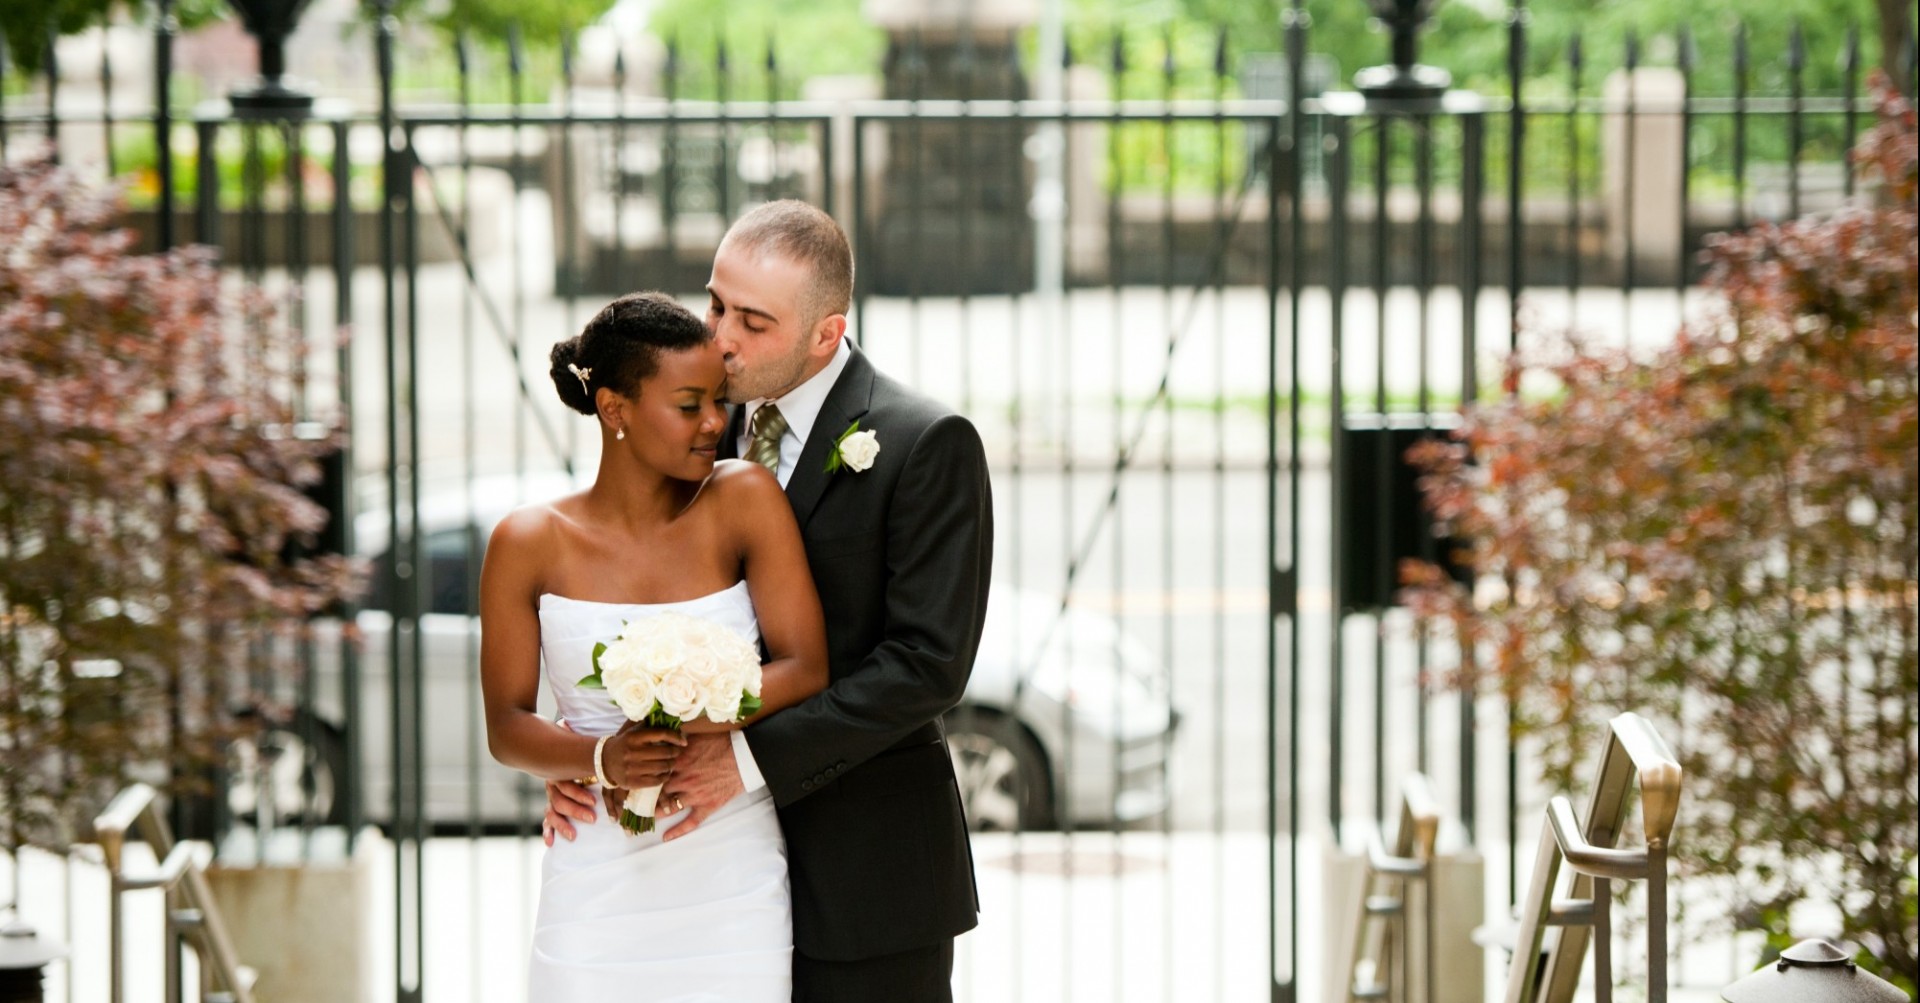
[1,5,1908,1001]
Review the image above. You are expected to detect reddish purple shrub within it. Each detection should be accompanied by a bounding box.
[0,159,362,848]
[1406,78,1917,981]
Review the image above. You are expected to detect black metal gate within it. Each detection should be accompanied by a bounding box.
[0,4,1892,1000]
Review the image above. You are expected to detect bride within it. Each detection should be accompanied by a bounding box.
[479,291,827,999]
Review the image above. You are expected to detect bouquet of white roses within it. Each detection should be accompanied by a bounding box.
[578,611,764,834]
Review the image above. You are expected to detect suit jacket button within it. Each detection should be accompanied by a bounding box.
[801,779,813,791]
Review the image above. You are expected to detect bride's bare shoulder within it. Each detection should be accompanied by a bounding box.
[697,460,788,528]
[488,493,585,552]
[704,459,782,501]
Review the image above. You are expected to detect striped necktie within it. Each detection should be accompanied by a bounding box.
[747,403,788,476]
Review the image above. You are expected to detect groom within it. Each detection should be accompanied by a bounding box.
[544,200,992,1001]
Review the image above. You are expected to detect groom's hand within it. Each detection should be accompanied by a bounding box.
[660,733,744,842]
[543,778,597,845]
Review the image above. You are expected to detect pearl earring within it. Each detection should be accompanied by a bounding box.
[616,426,626,440]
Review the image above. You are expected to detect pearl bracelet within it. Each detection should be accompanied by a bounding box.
[593,734,613,789]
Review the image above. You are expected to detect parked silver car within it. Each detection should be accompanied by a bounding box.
[232,474,1174,832]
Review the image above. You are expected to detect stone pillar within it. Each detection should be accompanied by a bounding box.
[1602,68,1687,286]
[864,0,1037,295]
[803,73,886,240]
[1063,63,1107,283]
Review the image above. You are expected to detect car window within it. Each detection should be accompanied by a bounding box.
[362,527,483,615]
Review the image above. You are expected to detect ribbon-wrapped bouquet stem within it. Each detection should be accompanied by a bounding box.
[578,611,764,834]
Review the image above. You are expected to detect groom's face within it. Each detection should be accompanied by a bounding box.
[705,242,821,404]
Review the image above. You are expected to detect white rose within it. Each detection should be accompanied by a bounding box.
[679,639,725,694]
[595,640,638,678]
[632,627,686,683]
[606,668,659,720]
[655,673,705,721]
[837,429,880,472]
[704,685,745,724]
[732,637,765,699]
[706,629,761,697]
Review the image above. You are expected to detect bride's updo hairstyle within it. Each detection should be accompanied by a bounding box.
[549,292,710,415]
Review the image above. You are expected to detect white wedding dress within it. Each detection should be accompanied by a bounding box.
[529,581,791,1000]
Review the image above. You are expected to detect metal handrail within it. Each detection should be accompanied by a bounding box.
[94,783,256,1003]
[1547,797,1651,880]
[1349,772,1442,1002]
[1502,712,1683,1003]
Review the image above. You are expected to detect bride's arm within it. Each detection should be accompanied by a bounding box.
[479,507,684,783]
[680,463,828,733]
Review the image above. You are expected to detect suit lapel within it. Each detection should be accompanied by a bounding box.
[784,347,876,528]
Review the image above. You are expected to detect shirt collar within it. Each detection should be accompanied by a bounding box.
[743,337,853,451]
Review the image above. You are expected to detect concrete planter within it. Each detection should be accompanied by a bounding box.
[205,830,379,1003]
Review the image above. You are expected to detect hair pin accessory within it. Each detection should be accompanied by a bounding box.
[568,363,593,393]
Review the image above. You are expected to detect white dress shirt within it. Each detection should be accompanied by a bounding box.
[727,337,855,791]
[734,338,854,489]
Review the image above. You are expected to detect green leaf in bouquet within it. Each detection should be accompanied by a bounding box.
[737,692,764,719]
[577,641,610,687]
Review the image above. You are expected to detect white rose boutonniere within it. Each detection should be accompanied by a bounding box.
[826,420,880,474]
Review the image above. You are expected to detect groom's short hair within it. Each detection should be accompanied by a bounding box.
[721,200,853,328]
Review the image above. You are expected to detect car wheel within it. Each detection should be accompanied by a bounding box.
[225,710,349,828]
[946,711,1055,831]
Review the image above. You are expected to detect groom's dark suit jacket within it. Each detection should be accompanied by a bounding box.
[725,345,992,963]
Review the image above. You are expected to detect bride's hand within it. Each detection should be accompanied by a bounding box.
[600,721,687,790]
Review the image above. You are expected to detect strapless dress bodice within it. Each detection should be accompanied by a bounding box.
[537,580,759,736]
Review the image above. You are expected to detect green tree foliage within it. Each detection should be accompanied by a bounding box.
[645,0,884,100]
[1154,0,1886,95]
[417,0,617,47]
[1406,79,1918,984]
[1,0,226,75]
